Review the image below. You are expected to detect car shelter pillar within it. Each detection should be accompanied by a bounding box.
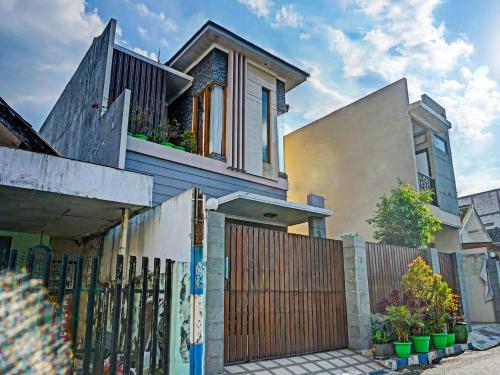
[341,233,372,352]
[308,193,327,238]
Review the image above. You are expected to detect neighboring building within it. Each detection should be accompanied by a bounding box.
[40,19,329,230]
[285,78,462,251]
[459,189,500,245]
[459,203,499,250]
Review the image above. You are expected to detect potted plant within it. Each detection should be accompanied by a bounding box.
[129,102,151,140]
[428,274,452,349]
[453,321,469,344]
[446,293,462,346]
[386,305,412,358]
[180,130,197,153]
[371,314,394,358]
[410,311,431,353]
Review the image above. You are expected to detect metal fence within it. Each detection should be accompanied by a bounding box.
[1,248,174,375]
[366,242,429,313]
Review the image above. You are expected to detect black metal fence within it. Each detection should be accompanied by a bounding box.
[0,248,174,375]
[417,172,438,206]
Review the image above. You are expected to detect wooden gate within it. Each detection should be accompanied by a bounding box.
[224,224,348,364]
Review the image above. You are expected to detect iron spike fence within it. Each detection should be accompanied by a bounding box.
[0,248,175,375]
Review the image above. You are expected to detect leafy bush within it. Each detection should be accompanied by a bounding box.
[427,274,453,333]
[371,314,393,344]
[367,181,442,248]
[386,305,413,343]
[180,130,197,153]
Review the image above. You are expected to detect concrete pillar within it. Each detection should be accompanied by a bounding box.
[427,248,441,274]
[204,211,225,374]
[341,233,372,352]
[308,193,326,238]
[454,252,472,326]
[486,256,500,323]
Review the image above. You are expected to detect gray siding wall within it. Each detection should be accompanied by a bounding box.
[432,132,459,215]
[39,20,123,168]
[125,151,286,205]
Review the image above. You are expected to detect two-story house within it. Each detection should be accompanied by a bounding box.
[285,78,462,251]
[40,19,330,231]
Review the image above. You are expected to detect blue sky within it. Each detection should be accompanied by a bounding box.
[1,0,499,196]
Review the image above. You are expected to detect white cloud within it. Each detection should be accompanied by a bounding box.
[299,32,311,40]
[136,2,177,32]
[238,0,272,17]
[137,26,149,39]
[272,4,303,29]
[132,47,159,62]
[0,0,105,126]
[456,166,500,197]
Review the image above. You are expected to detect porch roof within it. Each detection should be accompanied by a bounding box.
[216,191,332,227]
[0,146,153,239]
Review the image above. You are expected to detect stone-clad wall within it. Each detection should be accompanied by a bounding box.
[169,48,228,131]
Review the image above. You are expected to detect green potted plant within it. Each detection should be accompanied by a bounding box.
[371,314,394,358]
[129,102,151,140]
[410,312,431,353]
[428,274,452,349]
[180,130,196,153]
[453,321,468,344]
[446,293,462,346]
[386,305,412,358]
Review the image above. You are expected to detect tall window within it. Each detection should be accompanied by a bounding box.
[262,88,271,163]
[193,82,225,156]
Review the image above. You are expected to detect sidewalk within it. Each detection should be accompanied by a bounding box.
[223,349,386,375]
[469,323,500,350]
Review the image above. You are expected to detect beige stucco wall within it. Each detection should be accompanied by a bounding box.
[461,210,492,244]
[245,62,279,180]
[434,224,461,252]
[462,250,496,323]
[285,79,419,240]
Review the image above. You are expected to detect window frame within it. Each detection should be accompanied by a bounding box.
[262,87,271,163]
[433,134,448,154]
[192,81,227,156]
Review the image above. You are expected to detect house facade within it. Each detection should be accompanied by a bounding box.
[285,78,462,251]
[459,189,500,246]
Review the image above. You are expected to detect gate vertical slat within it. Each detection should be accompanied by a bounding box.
[252,227,260,360]
[150,258,161,373]
[42,251,52,289]
[8,249,18,271]
[241,227,249,361]
[123,256,137,375]
[110,254,124,375]
[247,227,254,361]
[26,250,34,279]
[137,257,148,375]
[257,227,265,359]
[94,287,109,375]
[57,254,69,309]
[162,259,173,375]
[71,255,84,352]
[224,227,230,363]
[82,256,99,375]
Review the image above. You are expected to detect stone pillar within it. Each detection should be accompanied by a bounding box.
[204,211,225,374]
[341,233,372,352]
[427,248,441,274]
[454,252,472,326]
[308,193,326,238]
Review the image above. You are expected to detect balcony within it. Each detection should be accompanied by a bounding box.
[418,172,438,206]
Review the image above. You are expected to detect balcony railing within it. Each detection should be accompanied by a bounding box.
[418,172,438,206]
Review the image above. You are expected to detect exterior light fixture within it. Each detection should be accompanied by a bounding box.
[263,212,277,218]
[205,198,219,211]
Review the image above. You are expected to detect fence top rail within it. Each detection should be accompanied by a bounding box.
[365,241,429,253]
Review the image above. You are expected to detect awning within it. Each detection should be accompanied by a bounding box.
[216,191,332,227]
[0,147,153,239]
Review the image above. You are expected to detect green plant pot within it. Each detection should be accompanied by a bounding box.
[430,333,448,349]
[447,333,456,347]
[161,142,175,148]
[394,342,412,358]
[133,134,148,141]
[453,323,468,343]
[411,335,430,353]
[174,145,186,151]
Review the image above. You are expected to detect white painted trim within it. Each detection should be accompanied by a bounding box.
[113,44,193,82]
[118,89,131,169]
[217,191,332,217]
[101,19,117,116]
[126,136,288,190]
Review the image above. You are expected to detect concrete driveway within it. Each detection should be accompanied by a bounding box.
[223,349,386,374]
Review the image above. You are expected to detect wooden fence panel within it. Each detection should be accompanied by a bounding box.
[224,224,347,364]
[438,252,459,293]
[366,242,429,313]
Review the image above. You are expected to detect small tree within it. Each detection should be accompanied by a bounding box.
[367,181,442,248]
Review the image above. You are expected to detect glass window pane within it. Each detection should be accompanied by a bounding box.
[209,85,224,155]
[433,135,447,153]
[262,89,269,162]
[196,94,205,154]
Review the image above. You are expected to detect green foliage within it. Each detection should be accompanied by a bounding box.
[180,130,197,153]
[367,181,442,248]
[428,274,453,333]
[371,314,393,344]
[129,101,152,135]
[385,305,413,343]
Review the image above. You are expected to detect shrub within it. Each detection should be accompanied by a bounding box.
[428,274,453,333]
[371,314,393,344]
[401,257,433,311]
[386,305,413,343]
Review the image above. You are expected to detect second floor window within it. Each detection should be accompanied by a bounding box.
[262,88,271,163]
[193,82,226,156]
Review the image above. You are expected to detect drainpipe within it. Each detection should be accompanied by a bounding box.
[118,208,129,271]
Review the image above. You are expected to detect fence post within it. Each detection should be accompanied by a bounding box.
[427,248,441,274]
[204,211,225,375]
[454,252,472,326]
[340,233,372,352]
[308,193,327,238]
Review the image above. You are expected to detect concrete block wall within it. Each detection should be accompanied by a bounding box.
[204,211,225,374]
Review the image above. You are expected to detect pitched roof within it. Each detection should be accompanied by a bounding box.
[459,204,470,223]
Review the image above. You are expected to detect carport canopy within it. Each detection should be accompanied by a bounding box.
[216,191,332,227]
[0,147,153,239]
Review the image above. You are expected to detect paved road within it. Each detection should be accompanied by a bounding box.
[402,346,500,375]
